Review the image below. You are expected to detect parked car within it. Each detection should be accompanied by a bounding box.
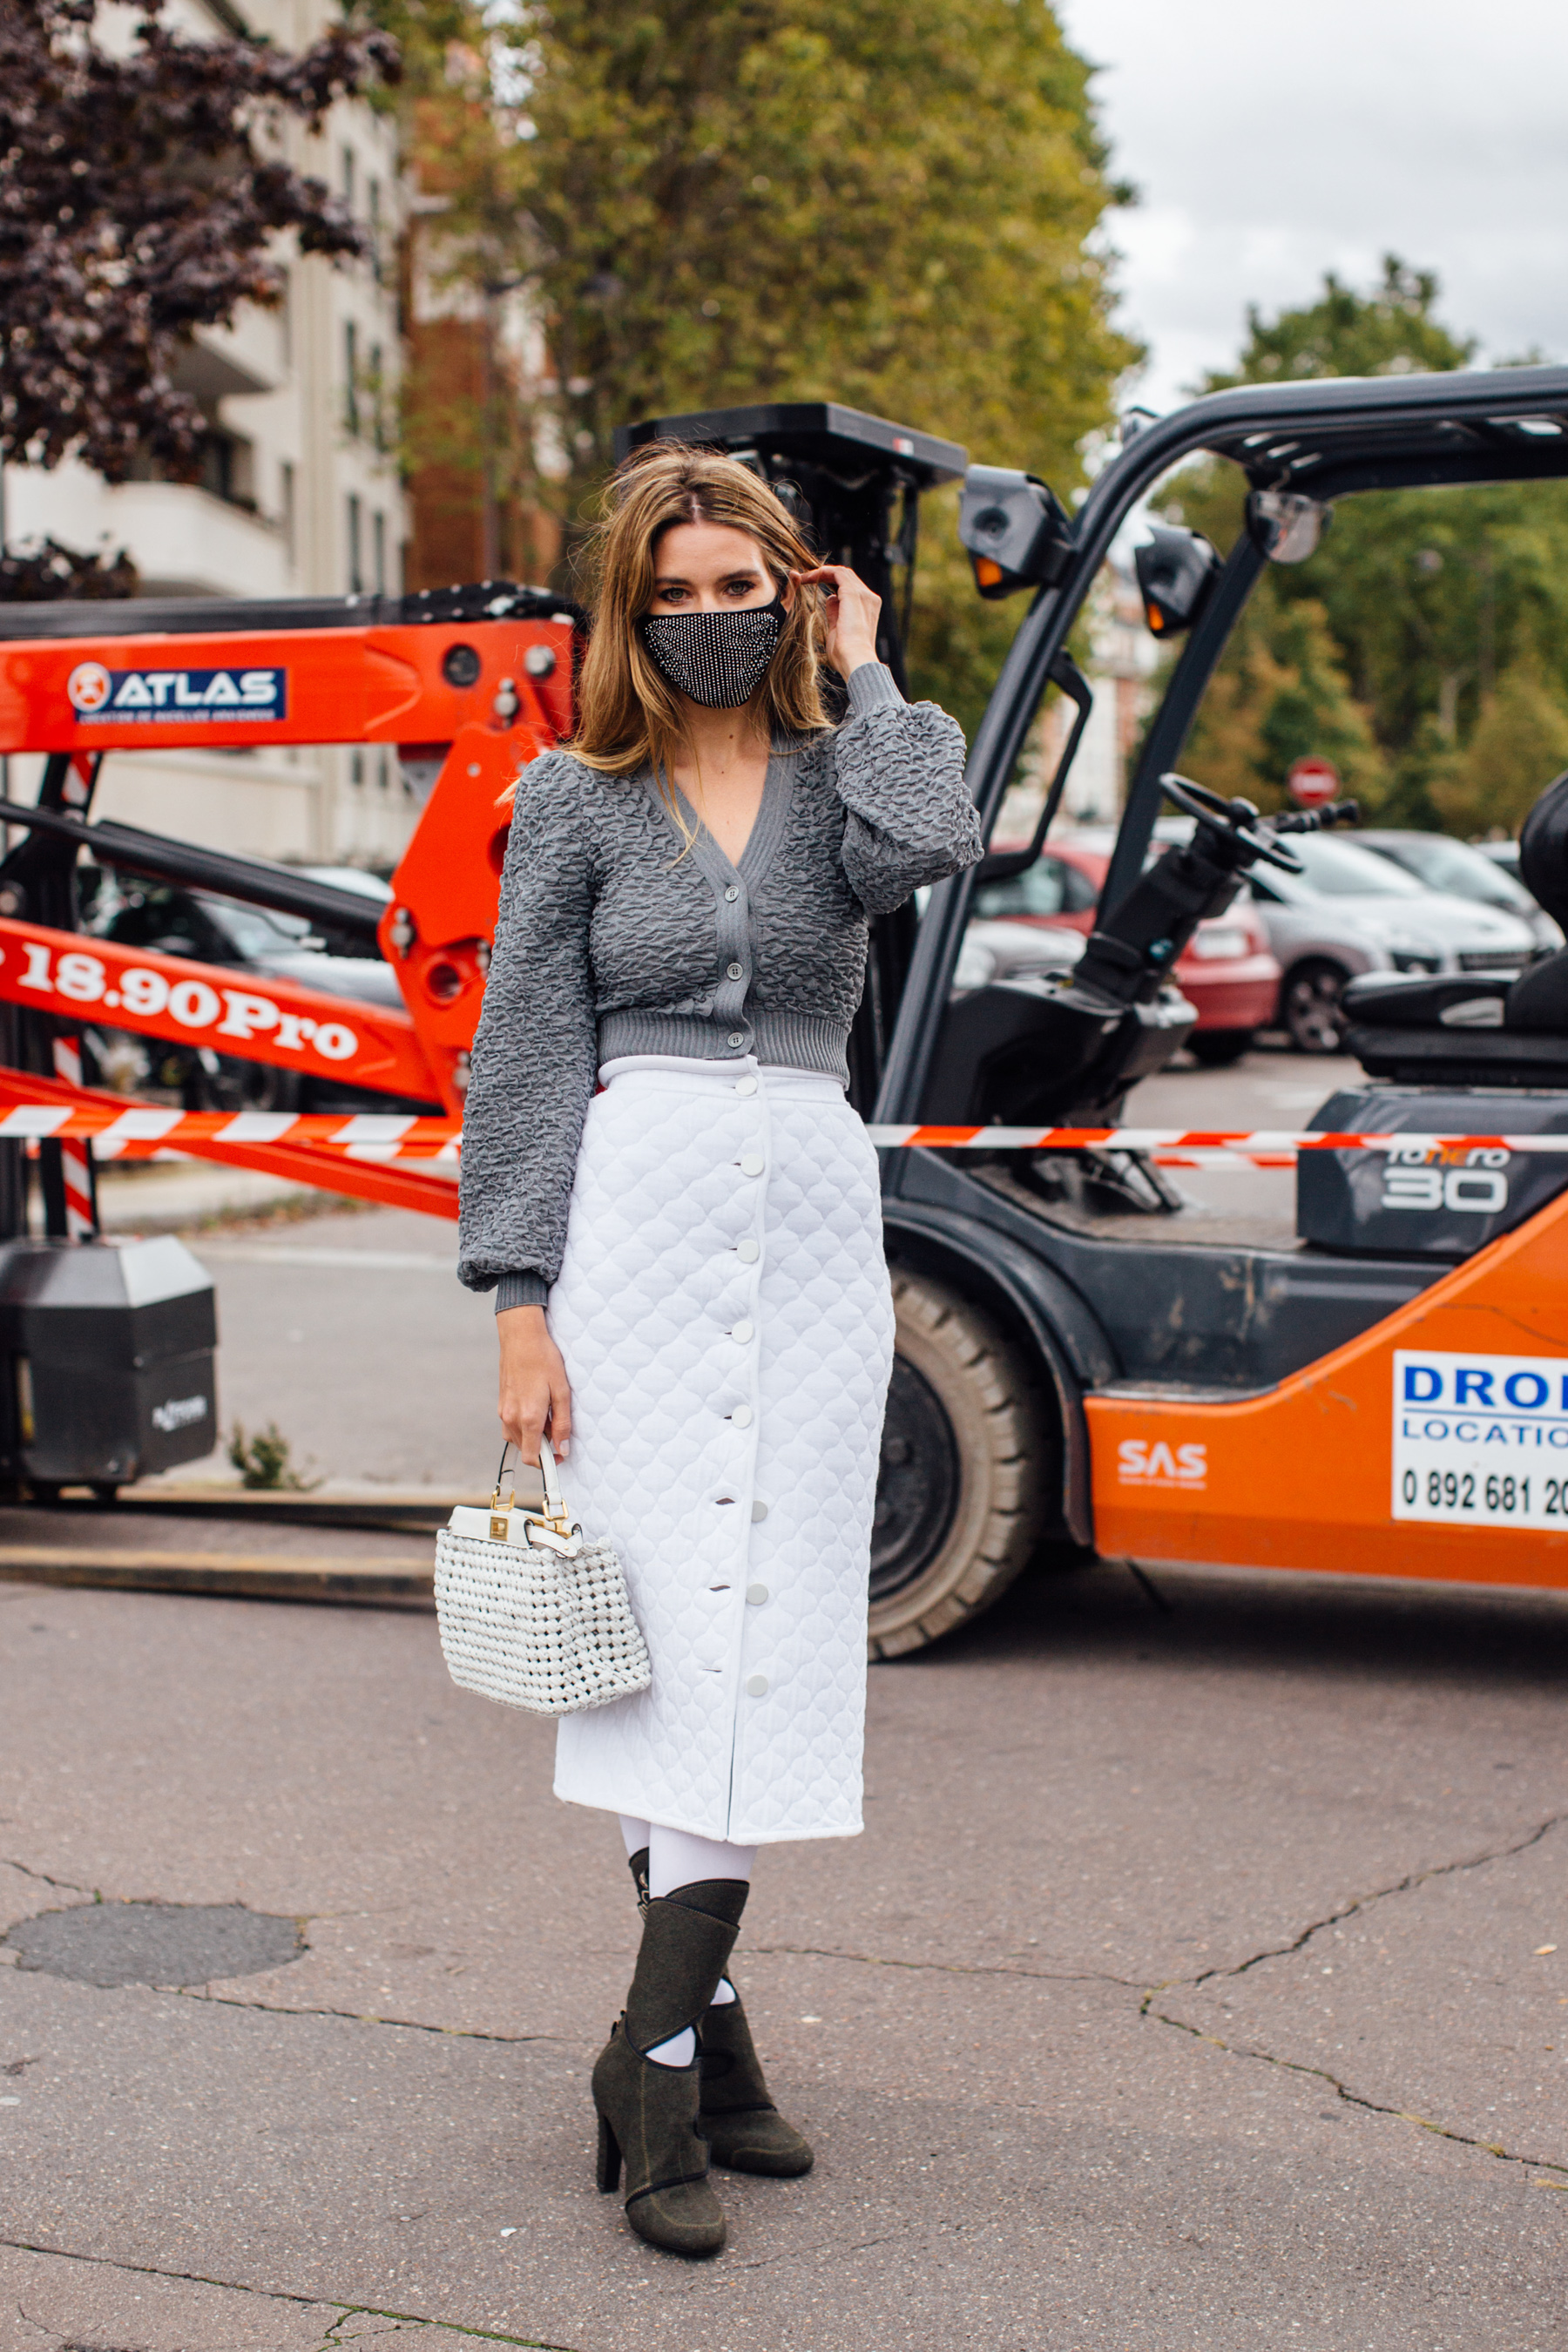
[955,917,1085,992]
[1474,839,1523,884]
[1240,830,1538,1051]
[972,833,1281,1064]
[78,869,406,1109]
[1355,828,1562,950]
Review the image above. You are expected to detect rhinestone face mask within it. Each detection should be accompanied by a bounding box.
[638,593,786,709]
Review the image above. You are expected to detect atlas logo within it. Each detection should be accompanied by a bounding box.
[68,665,287,724]
[1117,1438,1207,1489]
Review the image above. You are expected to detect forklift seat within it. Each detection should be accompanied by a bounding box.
[1342,768,1568,1084]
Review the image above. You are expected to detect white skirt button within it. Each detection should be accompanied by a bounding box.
[746,1673,769,1697]
[735,1075,758,1096]
[751,1498,768,1522]
[732,1319,754,1343]
[732,1403,754,1428]
[740,1152,765,1177]
[736,1237,760,1263]
[747,1582,769,1605]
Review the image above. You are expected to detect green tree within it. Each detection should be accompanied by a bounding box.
[1430,666,1568,836]
[1180,597,1387,811]
[1164,259,1568,831]
[1203,255,1475,390]
[508,0,1137,497]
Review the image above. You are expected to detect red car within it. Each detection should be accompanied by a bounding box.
[974,832,1281,1064]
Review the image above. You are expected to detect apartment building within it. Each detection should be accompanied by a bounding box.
[2,0,412,868]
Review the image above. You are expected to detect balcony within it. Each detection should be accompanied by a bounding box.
[2,465,288,600]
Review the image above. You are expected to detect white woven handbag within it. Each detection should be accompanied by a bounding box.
[434,1437,651,1716]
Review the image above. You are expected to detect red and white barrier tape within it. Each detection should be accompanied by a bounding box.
[0,1099,1563,1168]
[48,1038,98,1233]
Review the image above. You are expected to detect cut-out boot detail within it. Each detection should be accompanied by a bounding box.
[592,2021,723,2255]
[700,1990,814,2174]
[592,1878,748,2255]
[627,1844,651,1916]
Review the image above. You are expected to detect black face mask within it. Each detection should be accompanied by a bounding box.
[638,592,785,709]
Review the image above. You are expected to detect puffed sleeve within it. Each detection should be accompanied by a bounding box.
[457,753,599,1301]
[831,663,983,914]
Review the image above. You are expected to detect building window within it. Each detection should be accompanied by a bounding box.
[377,751,389,793]
[347,493,362,595]
[372,509,386,594]
[344,319,359,437]
[368,178,382,282]
[350,749,364,788]
[199,431,255,511]
[280,461,296,564]
[341,145,355,213]
[278,267,292,370]
[369,342,385,450]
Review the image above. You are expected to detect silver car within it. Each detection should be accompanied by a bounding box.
[1243,831,1539,1051]
[1355,828,1563,951]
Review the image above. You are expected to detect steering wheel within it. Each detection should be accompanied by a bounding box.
[1159,772,1304,874]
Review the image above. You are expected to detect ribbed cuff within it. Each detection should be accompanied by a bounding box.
[846,661,903,714]
[495,1271,549,1313]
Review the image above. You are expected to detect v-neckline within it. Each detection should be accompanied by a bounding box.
[652,746,797,894]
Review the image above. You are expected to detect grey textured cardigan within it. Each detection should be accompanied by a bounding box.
[456,661,981,1307]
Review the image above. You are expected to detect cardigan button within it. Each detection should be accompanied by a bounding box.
[746,1673,769,1697]
[727,1031,746,1047]
[726,961,745,981]
[724,884,740,902]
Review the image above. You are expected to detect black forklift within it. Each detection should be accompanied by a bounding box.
[625,370,1568,1652]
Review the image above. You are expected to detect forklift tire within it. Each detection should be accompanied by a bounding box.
[868,1271,1048,1659]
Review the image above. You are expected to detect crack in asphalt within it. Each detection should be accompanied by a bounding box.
[1174,1811,1566,1996]
[0,2237,579,2350]
[1142,1811,1568,2181]
[1,1860,94,1897]
[748,1942,1145,1989]
[1146,2004,1568,2180]
[172,1987,571,2047]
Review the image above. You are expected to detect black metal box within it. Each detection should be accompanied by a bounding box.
[0,1236,217,1487]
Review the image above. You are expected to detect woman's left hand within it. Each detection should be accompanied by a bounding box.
[789,564,882,684]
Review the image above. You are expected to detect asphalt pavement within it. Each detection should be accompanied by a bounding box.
[3,1044,1565,2349]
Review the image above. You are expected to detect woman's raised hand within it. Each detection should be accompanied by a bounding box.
[789,564,882,684]
[496,1303,573,1463]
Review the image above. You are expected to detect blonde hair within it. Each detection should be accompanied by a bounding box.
[568,443,832,791]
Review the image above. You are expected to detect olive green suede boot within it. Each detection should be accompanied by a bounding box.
[624,1849,812,2177]
[699,1991,814,2176]
[591,1878,747,2257]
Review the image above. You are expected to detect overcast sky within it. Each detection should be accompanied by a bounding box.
[1055,0,1568,416]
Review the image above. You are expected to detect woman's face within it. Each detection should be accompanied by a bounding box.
[646,521,782,615]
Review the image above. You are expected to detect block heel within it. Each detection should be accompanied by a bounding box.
[596,2108,622,2193]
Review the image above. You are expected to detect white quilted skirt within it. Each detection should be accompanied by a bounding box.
[547,1054,894,1844]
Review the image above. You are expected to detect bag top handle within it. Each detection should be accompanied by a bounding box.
[493,1436,576,1544]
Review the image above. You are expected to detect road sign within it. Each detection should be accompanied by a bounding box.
[1288,754,1340,808]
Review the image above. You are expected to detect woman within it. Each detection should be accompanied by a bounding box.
[458,442,981,2258]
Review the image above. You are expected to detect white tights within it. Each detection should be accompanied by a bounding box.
[618,1815,757,2068]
